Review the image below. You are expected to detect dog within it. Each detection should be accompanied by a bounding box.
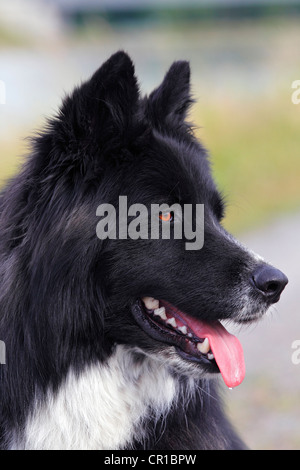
[0,51,288,450]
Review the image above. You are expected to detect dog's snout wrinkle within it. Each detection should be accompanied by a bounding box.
[251,264,288,302]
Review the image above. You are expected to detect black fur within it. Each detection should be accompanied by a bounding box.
[0,51,286,450]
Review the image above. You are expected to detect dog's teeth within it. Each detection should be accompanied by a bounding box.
[153,307,167,321]
[178,325,187,335]
[207,353,215,361]
[197,338,210,354]
[142,297,159,310]
[166,317,177,328]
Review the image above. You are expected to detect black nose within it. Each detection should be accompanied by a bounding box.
[251,264,288,302]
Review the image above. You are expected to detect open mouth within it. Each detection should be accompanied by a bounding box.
[132,297,245,389]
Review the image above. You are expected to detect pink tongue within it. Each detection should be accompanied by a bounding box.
[188,318,245,388]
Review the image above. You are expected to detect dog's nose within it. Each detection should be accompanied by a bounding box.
[251,264,288,302]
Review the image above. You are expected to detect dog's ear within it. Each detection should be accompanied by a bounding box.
[146,61,192,130]
[48,51,140,158]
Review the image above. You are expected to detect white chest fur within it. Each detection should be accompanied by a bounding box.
[11,345,177,450]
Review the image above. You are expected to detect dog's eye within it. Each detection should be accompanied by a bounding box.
[159,212,174,222]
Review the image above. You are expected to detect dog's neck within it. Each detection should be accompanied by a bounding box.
[10,345,179,450]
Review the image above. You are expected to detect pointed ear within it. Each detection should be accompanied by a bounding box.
[54,51,140,154]
[146,61,193,130]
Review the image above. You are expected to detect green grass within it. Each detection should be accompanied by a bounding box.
[0,141,26,186]
[193,94,300,234]
[0,26,31,48]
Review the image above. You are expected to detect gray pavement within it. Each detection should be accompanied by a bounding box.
[225,211,300,450]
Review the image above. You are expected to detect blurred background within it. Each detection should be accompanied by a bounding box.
[0,0,299,450]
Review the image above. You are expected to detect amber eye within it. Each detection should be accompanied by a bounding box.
[159,212,173,222]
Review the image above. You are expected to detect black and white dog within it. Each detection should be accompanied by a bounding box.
[0,52,288,450]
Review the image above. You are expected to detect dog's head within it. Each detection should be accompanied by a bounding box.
[15,51,287,387]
